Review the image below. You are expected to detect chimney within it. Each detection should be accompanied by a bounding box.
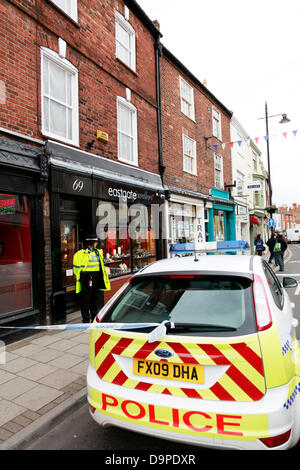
[153,20,160,31]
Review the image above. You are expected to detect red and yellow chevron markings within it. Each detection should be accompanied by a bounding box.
[94,331,265,402]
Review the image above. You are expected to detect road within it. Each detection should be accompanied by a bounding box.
[26,245,300,451]
[280,244,300,338]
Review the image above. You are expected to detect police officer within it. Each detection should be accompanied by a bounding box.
[73,234,111,323]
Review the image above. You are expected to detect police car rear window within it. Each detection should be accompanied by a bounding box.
[104,275,256,337]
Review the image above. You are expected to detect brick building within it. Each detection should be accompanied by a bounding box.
[159,46,235,253]
[0,0,164,336]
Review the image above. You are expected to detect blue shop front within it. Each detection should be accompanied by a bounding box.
[207,188,236,242]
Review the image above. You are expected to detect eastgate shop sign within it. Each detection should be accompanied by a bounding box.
[108,187,137,202]
[107,186,157,202]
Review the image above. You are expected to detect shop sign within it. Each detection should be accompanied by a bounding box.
[168,203,195,218]
[51,170,93,197]
[247,181,262,191]
[101,180,161,203]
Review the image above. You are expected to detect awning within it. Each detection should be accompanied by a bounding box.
[250,215,261,225]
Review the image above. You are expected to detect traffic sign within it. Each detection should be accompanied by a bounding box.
[268,218,275,227]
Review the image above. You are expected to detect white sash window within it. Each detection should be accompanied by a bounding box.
[41,48,79,146]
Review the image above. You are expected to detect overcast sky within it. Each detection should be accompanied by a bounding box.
[137,0,300,208]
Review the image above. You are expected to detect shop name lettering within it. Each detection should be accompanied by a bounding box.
[100,393,243,437]
[108,187,137,201]
[108,187,154,202]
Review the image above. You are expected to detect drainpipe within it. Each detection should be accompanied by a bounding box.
[154,34,165,183]
[154,31,166,258]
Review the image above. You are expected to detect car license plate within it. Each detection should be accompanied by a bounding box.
[133,359,204,384]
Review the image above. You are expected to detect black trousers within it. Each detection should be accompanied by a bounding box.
[79,272,105,323]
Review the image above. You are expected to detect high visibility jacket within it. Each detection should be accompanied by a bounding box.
[73,248,111,294]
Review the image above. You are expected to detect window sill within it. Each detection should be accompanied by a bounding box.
[183,169,197,177]
[181,111,196,123]
[46,0,80,27]
[118,156,139,167]
[41,132,80,150]
[116,58,138,77]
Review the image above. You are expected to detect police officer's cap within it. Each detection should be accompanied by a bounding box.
[85,234,98,242]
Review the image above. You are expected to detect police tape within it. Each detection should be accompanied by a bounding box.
[0,321,174,343]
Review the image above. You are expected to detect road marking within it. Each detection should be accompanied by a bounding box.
[295,283,300,296]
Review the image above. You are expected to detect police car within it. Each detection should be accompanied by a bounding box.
[87,250,300,450]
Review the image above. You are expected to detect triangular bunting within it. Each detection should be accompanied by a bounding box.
[254,137,259,144]
[293,130,297,137]
[282,132,287,138]
[237,140,242,147]
[263,135,268,142]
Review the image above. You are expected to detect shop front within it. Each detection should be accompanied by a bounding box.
[165,189,206,257]
[207,188,236,242]
[0,137,47,338]
[235,203,250,244]
[47,141,164,319]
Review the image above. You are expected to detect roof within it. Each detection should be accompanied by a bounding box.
[136,255,255,277]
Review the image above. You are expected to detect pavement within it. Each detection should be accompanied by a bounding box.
[0,310,88,450]
[0,249,291,450]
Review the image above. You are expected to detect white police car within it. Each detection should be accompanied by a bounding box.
[87,252,300,450]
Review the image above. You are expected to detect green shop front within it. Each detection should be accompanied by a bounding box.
[207,188,236,242]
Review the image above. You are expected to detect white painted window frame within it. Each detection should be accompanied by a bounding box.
[41,47,79,146]
[212,106,222,140]
[115,11,136,72]
[117,96,138,166]
[51,0,78,22]
[179,76,195,121]
[214,153,224,189]
[182,134,197,175]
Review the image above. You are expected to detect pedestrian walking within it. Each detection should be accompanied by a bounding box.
[73,234,111,323]
[273,233,288,272]
[254,234,265,256]
[266,232,278,265]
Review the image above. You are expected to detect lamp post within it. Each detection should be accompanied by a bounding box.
[259,102,290,208]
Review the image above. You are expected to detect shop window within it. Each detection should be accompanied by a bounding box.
[41,47,79,146]
[169,203,196,244]
[0,194,32,315]
[214,209,225,241]
[96,202,157,277]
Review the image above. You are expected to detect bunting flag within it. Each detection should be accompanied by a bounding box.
[207,129,299,152]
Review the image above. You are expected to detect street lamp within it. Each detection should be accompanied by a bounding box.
[258,102,290,208]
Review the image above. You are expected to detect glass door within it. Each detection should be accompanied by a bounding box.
[60,220,78,291]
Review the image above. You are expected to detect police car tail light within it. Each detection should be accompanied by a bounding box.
[252,274,272,331]
[259,429,291,448]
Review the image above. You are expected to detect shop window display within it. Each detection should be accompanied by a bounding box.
[0,194,32,315]
[97,202,157,277]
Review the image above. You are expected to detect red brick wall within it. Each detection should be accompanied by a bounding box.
[104,273,132,303]
[0,0,159,174]
[160,54,232,195]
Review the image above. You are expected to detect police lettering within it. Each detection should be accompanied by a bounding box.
[100,393,243,437]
